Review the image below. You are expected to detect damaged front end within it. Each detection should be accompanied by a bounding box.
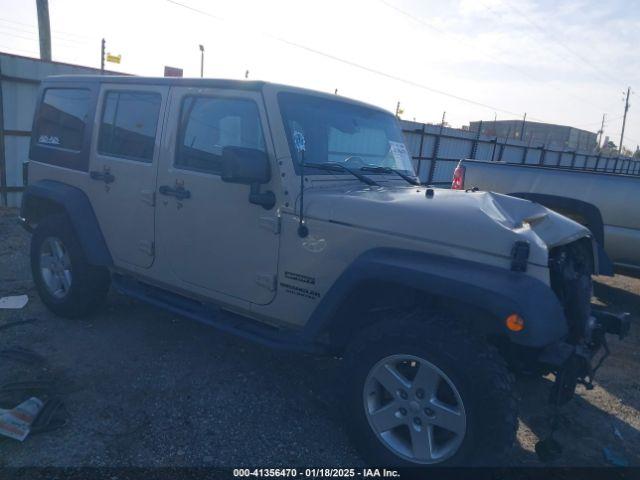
[539,238,630,405]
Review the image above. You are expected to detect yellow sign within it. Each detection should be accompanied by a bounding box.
[106,53,121,64]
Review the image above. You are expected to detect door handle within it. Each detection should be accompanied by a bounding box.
[90,170,115,184]
[159,185,191,200]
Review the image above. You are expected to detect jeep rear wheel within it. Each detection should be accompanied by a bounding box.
[31,214,110,318]
[343,310,518,466]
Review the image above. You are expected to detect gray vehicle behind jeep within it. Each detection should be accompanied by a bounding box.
[20,75,629,467]
[453,158,640,277]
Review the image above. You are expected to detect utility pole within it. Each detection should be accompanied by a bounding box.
[441,111,446,126]
[100,38,105,73]
[519,112,527,140]
[395,101,401,117]
[619,86,631,154]
[199,44,205,78]
[597,113,606,148]
[35,0,52,61]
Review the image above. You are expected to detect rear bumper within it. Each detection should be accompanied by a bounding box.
[537,309,630,405]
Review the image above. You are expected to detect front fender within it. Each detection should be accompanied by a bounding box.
[303,248,568,348]
[508,192,613,276]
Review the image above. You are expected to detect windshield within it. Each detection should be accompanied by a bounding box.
[278,92,415,175]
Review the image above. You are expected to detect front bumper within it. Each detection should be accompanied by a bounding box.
[537,309,631,405]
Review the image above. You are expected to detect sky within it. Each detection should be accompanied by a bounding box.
[1,0,638,152]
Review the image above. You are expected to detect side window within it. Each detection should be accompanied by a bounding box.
[98,91,162,162]
[34,88,91,152]
[175,96,265,174]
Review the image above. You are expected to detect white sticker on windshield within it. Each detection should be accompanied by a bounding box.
[293,130,306,152]
[389,141,410,164]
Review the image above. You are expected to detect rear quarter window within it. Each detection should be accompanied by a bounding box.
[30,85,97,171]
[34,88,91,152]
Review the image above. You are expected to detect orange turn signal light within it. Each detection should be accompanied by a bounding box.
[506,314,525,332]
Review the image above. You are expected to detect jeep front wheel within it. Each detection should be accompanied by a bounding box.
[31,214,110,318]
[343,311,518,466]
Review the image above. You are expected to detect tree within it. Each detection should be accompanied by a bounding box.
[600,140,618,155]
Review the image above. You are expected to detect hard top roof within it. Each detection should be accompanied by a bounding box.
[41,75,392,114]
[43,75,266,91]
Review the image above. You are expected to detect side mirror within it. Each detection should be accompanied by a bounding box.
[221,146,275,210]
[221,146,270,185]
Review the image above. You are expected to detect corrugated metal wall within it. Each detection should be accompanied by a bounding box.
[400,120,640,186]
[0,52,119,207]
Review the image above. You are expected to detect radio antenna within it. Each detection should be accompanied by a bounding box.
[293,131,308,238]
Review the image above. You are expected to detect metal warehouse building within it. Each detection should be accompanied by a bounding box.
[469,119,598,152]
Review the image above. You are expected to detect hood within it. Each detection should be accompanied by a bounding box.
[302,185,591,267]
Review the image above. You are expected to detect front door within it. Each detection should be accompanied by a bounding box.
[87,84,168,268]
[155,87,280,305]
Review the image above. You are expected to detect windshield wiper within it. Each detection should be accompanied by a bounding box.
[304,162,380,186]
[360,165,420,185]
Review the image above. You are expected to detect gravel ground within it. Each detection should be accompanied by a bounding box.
[0,207,638,467]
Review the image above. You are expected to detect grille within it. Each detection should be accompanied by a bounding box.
[548,238,594,343]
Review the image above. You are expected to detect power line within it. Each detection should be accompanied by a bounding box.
[0,42,39,56]
[377,0,613,115]
[0,30,38,43]
[625,136,639,147]
[494,0,622,88]
[165,0,555,121]
[0,16,91,41]
[573,114,625,129]
[0,31,91,52]
[0,25,87,46]
[0,22,86,44]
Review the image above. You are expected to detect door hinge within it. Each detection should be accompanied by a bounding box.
[259,215,281,234]
[255,273,277,291]
[139,240,155,256]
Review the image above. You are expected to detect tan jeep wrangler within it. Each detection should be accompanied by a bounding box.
[20,75,628,466]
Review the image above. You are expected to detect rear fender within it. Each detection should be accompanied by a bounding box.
[21,180,112,266]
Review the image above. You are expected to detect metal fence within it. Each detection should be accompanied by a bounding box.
[400,120,640,186]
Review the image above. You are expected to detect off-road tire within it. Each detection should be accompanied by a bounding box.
[343,309,518,467]
[30,214,110,318]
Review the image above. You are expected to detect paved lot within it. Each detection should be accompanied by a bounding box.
[0,207,638,467]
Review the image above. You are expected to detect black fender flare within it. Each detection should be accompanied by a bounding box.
[507,192,613,276]
[302,248,568,348]
[20,180,113,266]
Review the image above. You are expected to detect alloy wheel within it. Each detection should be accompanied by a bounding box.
[363,354,466,464]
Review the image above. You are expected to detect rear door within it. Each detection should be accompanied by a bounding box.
[86,84,168,268]
[155,86,280,305]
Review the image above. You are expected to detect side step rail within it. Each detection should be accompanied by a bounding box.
[112,275,324,354]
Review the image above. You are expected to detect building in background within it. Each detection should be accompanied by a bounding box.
[469,120,598,152]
